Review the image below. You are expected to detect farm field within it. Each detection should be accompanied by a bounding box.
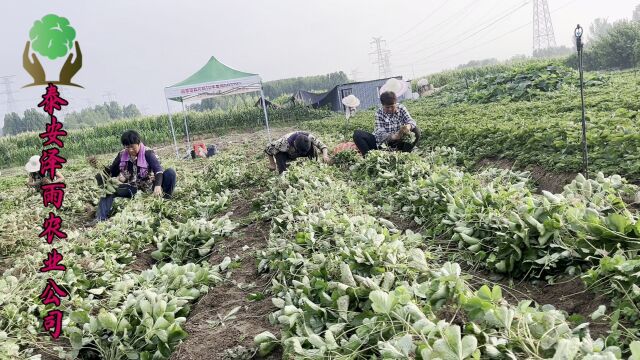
[2,62,640,359]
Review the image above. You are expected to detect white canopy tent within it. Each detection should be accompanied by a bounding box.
[164,56,272,158]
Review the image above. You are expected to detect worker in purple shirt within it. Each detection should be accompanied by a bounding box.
[353,91,421,156]
[89,130,177,221]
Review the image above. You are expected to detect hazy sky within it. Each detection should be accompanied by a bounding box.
[1,0,638,118]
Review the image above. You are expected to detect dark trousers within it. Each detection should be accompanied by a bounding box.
[275,153,294,174]
[95,168,177,220]
[353,127,421,157]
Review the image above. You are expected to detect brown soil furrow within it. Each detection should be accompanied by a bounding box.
[172,194,282,360]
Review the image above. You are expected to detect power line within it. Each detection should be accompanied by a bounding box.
[389,0,449,43]
[397,1,531,60]
[394,1,531,69]
[395,0,580,72]
[392,0,482,50]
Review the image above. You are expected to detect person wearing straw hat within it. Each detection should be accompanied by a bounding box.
[25,155,64,192]
[342,94,360,120]
[264,131,330,174]
[352,78,421,157]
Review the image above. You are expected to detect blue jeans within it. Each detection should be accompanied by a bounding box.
[96,168,177,220]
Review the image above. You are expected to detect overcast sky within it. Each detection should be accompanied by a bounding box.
[1,0,638,118]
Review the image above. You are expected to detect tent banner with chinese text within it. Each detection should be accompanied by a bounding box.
[164,75,262,102]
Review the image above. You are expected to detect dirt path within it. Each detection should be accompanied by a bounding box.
[171,190,282,360]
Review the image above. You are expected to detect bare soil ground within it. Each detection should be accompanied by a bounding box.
[125,245,156,272]
[171,191,282,360]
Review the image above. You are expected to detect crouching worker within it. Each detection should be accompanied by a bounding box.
[90,130,176,221]
[264,131,330,174]
[353,91,421,157]
[25,155,64,193]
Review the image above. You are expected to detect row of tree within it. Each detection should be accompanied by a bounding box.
[262,71,349,99]
[2,101,141,136]
[187,94,259,112]
[569,8,640,71]
[63,102,141,129]
[452,5,640,73]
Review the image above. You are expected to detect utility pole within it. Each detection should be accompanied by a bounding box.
[533,0,557,54]
[370,37,392,79]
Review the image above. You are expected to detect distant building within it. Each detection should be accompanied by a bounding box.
[291,76,412,112]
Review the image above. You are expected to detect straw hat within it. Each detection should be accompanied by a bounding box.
[379,78,409,97]
[25,155,41,173]
[341,94,360,108]
[417,78,430,87]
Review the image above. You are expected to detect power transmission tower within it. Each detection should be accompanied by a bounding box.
[0,75,16,114]
[370,37,393,79]
[533,0,557,54]
[102,91,117,103]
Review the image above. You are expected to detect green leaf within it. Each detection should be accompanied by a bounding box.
[97,310,118,332]
[70,310,90,324]
[337,295,350,320]
[606,213,628,233]
[154,316,171,330]
[340,262,357,287]
[139,299,152,316]
[590,305,606,320]
[369,290,396,314]
[308,333,325,349]
[254,331,277,345]
[461,334,478,359]
[69,332,82,349]
[477,285,492,301]
[430,324,478,360]
[272,298,285,309]
[88,287,106,295]
[629,341,640,360]
[551,338,580,360]
[153,299,167,318]
[118,319,132,332]
[167,323,188,343]
[259,342,278,357]
[491,286,502,301]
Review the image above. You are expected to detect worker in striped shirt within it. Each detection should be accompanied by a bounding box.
[353,91,420,156]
